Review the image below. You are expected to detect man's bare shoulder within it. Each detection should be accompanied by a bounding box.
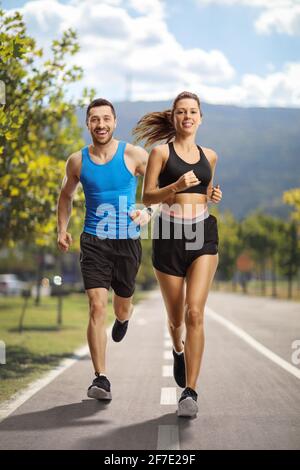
[66,150,82,177]
[68,150,82,163]
[125,142,148,159]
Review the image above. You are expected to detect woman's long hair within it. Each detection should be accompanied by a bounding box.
[132,91,202,148]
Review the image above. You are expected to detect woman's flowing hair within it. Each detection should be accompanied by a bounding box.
[132,91,202,149]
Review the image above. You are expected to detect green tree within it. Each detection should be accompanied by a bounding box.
[0,8,91,249]
[278,221,300,299]
[241,213,273,295]
[241,213,291,297]
[216,209,242,288]
[259,215,286,298]
[283,188,300,222]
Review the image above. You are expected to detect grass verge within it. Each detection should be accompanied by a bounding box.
[0,290,146,404]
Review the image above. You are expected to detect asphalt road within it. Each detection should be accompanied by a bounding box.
[0,290,299,450]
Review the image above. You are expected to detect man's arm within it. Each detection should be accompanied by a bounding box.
[133,145,148,177]
[57,152,81,251]
[129,144,160,225]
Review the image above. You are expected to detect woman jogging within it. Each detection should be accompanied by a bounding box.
[133,91,222,417]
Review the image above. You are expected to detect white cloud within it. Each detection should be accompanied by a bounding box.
[7,0,234,102]
[132,61,300,107]
[198,0,295,4]
[5,0,300,107]
[196,0,300,35]
[255,5,300,35]
[127,0,165,18]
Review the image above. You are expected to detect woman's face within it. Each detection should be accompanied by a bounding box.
[173,98,201,136]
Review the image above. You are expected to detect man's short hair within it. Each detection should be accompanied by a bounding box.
[86,98,116,123]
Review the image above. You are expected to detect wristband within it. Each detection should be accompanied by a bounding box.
[145,207,154,215]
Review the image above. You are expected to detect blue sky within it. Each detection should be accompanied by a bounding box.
[2,0,300,107]
[167,1,300,76]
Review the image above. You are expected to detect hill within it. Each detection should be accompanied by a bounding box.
[77,101,300,219]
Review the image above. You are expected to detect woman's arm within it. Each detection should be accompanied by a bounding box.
[205,149,222,204]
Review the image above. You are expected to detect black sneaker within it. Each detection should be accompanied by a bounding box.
[87,374,112,400]
[173,349,186,388]
[112,319,129,342]
[177,387,198,417]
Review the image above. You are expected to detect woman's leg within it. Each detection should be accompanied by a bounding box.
[154,269,185,352]
[185,254,219,391]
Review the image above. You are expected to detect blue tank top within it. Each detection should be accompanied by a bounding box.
[79,141,140,239]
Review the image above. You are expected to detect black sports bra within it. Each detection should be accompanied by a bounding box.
[158,142,212,195]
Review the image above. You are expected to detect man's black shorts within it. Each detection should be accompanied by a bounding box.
[80,232,142,297]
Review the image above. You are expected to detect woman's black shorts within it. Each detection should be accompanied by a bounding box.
[80,232,142,297]
[152,213,218,277]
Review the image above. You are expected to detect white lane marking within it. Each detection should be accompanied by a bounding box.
[0,344,89,423]
[163,350,173,360]
[164,339,172,348]
[162,365,173,377]
[0,315,122,423]
[157,425,180,450]
[134,318,147,326]
[160,387,177,405]
[206,307,300,380]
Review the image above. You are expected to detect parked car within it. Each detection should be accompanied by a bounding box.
[0,274,28,296]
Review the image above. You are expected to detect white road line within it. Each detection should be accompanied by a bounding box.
[206,306,300,380]
[134,318,147,326]
[162,365,173,377]
[0,318,120,423]
[157,425,180,450]
[0,345,89,423]
[163,350,173,360]
[160,387,177,405]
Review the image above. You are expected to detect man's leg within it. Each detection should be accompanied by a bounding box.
[111,293,134,342]
[113,293,134,322]
[110,238,142,341]
[86,287,112,400]
[86,287,109,374]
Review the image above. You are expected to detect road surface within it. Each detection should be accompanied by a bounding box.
[0,290,299,450]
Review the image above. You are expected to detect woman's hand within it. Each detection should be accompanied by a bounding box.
[174,171,201,192]
[209,184,222,203]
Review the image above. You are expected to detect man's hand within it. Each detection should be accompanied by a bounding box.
[129,209,151,226]
[57,231,73,252]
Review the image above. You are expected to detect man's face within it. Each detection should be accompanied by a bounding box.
[87,105,116,145]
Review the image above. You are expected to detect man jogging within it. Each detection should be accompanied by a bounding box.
[57,98,149,401]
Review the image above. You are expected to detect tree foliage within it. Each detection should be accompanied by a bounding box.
[0,8,92,249]
[283,188,300,222]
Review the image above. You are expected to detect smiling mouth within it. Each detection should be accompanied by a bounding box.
[95,129,109,136]
[182,122,193,128]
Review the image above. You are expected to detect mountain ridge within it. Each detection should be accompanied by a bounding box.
[77,100,300,219]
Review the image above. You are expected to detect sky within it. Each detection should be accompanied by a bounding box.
[2,0,300,107]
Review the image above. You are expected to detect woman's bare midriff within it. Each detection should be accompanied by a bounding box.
[162,193,208,219]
